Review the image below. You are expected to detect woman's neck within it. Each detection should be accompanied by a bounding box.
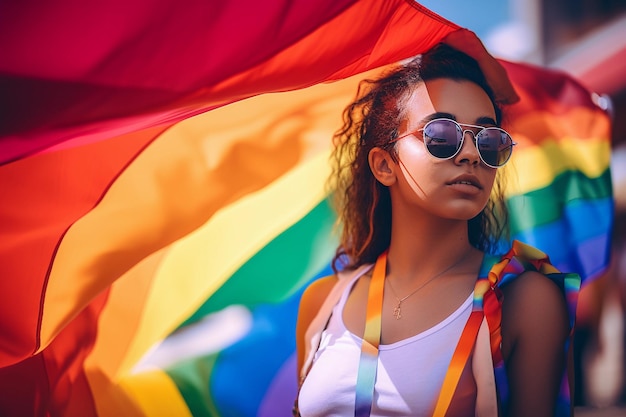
[385,214,476,286]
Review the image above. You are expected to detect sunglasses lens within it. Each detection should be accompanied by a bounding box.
[423,120,461,159]
[476,129,513,167]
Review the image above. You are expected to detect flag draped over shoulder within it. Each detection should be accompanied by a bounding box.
[0,1,612,417]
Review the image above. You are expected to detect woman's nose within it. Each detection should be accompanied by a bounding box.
[454,130,480,166]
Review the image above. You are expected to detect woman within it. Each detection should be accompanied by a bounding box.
[295,41,573,416]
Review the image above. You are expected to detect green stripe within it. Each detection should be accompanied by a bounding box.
[507,168,612,235]
[179,197,337,327]
[166,353,220,417]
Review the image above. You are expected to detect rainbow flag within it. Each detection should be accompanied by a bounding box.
[0,1,612,416]
[501,60,612,281]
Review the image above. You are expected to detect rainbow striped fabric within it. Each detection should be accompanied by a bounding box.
[0,1,612,416]
[500,60,612,281]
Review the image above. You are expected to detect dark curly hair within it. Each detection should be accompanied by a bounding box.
[329,43,510,271]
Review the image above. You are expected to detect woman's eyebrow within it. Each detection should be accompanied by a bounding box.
[475,116,497,126]
[420,112,456,124]
[417,114,498,126]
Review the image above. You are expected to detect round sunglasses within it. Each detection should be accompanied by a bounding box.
[394,118,516,168]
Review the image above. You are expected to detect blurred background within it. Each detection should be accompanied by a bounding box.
[421,0,626,413]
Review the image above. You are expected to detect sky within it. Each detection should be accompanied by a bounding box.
[419,0,510,37]
[419,0,541,62]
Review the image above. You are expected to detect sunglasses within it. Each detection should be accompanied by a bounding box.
[394,118,516,168]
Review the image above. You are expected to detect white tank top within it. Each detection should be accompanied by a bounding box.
[298,268,476,417]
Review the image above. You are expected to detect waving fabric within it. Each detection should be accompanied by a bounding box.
[501,60,612,282]
[0,0,611,416]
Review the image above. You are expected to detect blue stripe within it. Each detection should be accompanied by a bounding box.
[511,196,612,281]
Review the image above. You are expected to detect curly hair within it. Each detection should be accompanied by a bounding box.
[328,43,510,271]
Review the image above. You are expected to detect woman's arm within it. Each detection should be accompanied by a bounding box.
[500,270,571,417]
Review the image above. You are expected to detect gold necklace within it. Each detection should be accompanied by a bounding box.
[386,250,471,320]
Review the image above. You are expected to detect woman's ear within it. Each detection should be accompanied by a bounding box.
[368,147,397,186]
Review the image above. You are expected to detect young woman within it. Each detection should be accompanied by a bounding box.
[295,42,572,416]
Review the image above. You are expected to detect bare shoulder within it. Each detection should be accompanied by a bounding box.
[501,270,568,307]
[300,275,340,313]
[500,270,570,354]
[296,274,340,371]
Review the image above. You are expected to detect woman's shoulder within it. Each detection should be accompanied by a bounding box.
[300,266,369,307]
[296,268,368,372]
[300,275,340,309]
[298,266,372,332]
[500,269,569,314]
[500,270,570,352]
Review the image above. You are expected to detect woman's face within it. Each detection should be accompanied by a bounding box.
[389,78,498,221]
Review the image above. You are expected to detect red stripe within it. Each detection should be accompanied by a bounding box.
[0,292,106,417]
[501,60,606,115]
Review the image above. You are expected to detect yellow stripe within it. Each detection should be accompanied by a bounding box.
[503,136,610,197]
[119,150,331,374]
[118,369,193,417]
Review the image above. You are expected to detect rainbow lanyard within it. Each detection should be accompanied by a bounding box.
[354,250,503,417]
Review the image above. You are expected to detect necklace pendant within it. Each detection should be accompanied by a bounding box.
[393,302,402,320]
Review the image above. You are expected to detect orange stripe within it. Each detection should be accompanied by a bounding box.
[83,250,166,417]
[363,251,387,347]
[433,312,484,416]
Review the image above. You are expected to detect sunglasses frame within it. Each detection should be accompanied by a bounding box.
[393,118,516,168]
